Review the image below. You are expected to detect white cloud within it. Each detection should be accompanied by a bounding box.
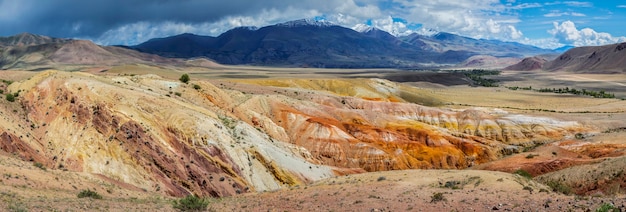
[618,5,626,8]
[548,20,626,46]
[508,3,543,9]
[94,7,322,45]
[390,0,524,41]
[518,37,563,49]
[544,11,586,17]
[369,16,414,36]
[562,1,593,7]
[89,0,528,46]
[508,25,523,39]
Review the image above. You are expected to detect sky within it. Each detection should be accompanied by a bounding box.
[0,0,625,49]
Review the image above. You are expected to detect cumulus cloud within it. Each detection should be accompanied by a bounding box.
[1,0,524,44]
[549,21,626,46]
[3,0,623,49]
[388,0,524,41]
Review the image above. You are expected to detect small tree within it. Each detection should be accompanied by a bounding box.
[179,74,190,84]
[193,84,201,90]
[5,93,15,102]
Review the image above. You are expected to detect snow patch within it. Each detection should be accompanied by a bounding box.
[276,19,335,27]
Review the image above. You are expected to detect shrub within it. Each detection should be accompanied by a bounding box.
[175,92,182,97]
[444,180,461,189]
[525,154,536,159]
[193,84,201,90]
[5,93,15,102]
[33,162,46,171]
[545,180,573,195]
[431,192,446,203]
[377,176,386,181]
[179,74,190,84]
[513,169,533,179]
[172,195,210,211]
[77,189,102,199]
[596,203,619,212]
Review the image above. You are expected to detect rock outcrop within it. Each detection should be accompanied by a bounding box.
[0,71,586,197]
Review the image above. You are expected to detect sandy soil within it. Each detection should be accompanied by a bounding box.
[211,170,625,212]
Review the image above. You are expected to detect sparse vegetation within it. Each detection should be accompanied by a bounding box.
[441,176,483,190]
[8,201,27,212]
[525,154,538,159]
[544,180,573,195]
[596,203,619,212]
[172,195,210,212]
[377,176,386,181]
[506,86,619,99]
[1,79,13,85]
[33,162,46,171]
[430,192,446,203]
[193,84,201,90]
[5,93,15,102]
[459,69,500,87]
[77,189,103,199]
[514,169,533,179]
[179,73,190,84]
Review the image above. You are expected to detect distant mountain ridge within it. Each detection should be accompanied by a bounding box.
[506,42,626,73]
[0,33,68,47]
[399,32,550,58]
[0,33,188,70]
[131,19,554,68]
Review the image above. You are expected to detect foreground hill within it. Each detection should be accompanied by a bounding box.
[506,42,626,73]
[0,69,590,198]
[132,19,553,68]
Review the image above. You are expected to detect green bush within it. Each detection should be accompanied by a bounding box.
[545,180,573,195]
[513,169,533,179]
[430,192,446,203]
[172,195,210,211]
[77,189,102,199]
[596,203,619,212]
[193,84,201,90]
[33,162,46,171]
[179,74,190,84]
[5,93,15,102]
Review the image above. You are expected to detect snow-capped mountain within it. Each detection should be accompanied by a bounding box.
[131,19,554,68]
[275,19,335,27]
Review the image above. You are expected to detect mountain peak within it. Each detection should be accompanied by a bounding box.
[353,24,374,33]
[276,19,335,27]
[415,28,440,37]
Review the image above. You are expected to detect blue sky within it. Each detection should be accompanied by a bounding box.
[0,0,624,49]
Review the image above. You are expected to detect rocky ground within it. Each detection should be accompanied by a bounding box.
[212,169,626,212]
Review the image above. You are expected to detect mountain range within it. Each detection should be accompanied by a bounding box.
[130,19,555,68]
[0,33,212,71]
[505,42,626,73]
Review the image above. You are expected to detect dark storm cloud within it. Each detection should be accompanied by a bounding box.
[0,0,315,37]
